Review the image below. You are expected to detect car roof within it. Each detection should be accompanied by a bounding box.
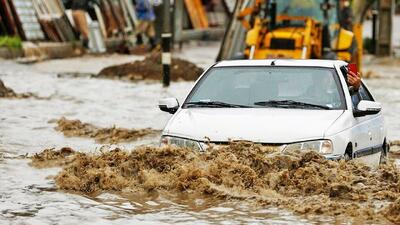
[214,59,347,68]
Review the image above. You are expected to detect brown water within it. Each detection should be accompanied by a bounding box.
[1,51,400,224]
[54,117,160,144]
[31,143,400,224]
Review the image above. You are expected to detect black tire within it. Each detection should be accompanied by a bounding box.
[379,144,389,165]
[344,144,353,161]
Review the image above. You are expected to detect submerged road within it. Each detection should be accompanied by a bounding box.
[0,42,399,224]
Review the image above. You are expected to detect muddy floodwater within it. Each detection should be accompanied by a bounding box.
[1,47,400,224]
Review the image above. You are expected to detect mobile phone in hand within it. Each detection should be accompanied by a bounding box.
[348,63,358,74]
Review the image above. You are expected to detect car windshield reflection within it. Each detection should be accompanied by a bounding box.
[185,67,345,110]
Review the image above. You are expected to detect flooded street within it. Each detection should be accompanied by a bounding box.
[1,42,400,224]
[0,52,195,224]
[363,57,400,141]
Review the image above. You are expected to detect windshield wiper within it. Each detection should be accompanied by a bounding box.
[185,101,251,108]
[254,100,331,110]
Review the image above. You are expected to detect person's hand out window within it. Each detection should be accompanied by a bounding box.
[348,70,361,91]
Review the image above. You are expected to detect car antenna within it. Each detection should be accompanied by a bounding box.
[271,60,277,66]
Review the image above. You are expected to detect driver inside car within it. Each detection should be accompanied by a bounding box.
[304,72,339,107]
[303,68,361,108]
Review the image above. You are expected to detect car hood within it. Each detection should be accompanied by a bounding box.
[164,108,344,143]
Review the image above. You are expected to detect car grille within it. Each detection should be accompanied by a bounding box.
[201,142,285,151]
[270,38,296,50]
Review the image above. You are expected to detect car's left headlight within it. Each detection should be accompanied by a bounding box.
[283,140,333,154]
[160,136,203,151]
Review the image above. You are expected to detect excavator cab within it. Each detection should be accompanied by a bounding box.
[218,0,362,68]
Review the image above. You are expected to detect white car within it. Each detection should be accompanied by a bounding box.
[159,60,388,162]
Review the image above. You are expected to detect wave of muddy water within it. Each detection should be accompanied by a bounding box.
[1,50,400,224]
[30,143,400,224]
[0,78,50,100]
[0,58,196,224]
[53,117,160,144]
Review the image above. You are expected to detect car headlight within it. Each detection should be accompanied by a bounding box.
[283,140,333,154]
[160,136,203,151]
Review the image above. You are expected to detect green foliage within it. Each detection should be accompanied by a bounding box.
[0,36,22,49]
[363,37,374,54]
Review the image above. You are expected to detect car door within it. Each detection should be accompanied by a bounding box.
[351,90,371,157]
[352,83,384,158]
[359,83,385,149]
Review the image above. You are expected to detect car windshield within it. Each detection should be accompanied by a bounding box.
[276,0,338,24]
[185,66,345,110]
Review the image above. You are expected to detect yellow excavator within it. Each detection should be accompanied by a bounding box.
[217,0,363,68]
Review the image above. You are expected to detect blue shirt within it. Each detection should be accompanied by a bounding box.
[136,0,156,21]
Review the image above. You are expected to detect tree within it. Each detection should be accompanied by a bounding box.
[352,0,377,23]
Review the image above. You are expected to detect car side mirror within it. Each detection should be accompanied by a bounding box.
[354,100,382,117]
[159,98,179,114]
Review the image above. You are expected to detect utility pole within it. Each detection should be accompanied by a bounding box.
[377,0,394,56]
[372,10,378,54]
[173,0,183,43]
[162,0,172,87]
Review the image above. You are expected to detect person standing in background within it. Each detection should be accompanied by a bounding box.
[340,0,353,30]
[151,0,163,45]
[71,0,95,48]
[135,0,156,50]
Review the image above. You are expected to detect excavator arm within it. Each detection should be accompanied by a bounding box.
[217,0,363,65]
[236,0,264,30]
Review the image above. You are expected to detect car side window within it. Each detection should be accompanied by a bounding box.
[351,92,361,109]
[340,66,348,82]
[340,66,359,108]
[351,83,375,109]
[340,65,374,107]
[359,84,374,101]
